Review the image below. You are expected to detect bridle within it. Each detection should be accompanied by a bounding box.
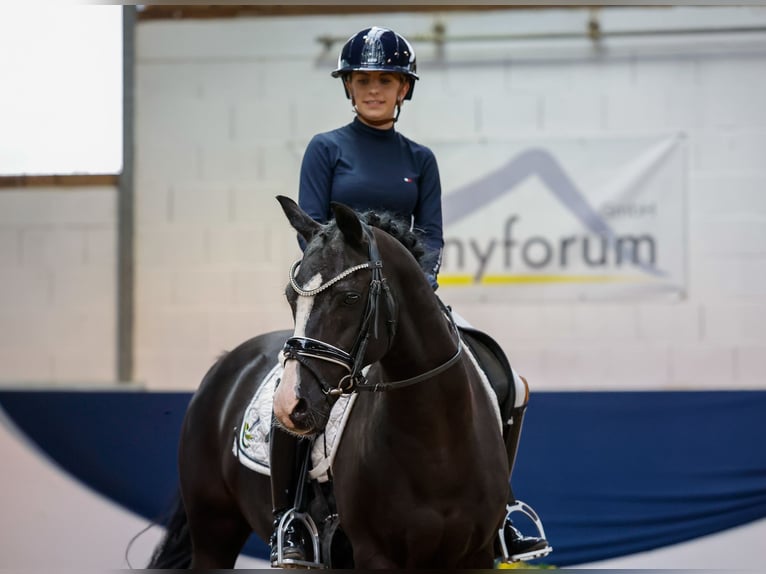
[282,224,462,396]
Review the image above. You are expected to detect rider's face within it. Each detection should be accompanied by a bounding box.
[345,71,410,128]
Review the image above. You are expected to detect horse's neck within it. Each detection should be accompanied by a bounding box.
[377,291,472,407]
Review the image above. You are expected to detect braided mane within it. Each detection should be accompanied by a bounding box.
[358,210,427,267]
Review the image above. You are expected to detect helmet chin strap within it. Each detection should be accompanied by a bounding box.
[351,98,402,127]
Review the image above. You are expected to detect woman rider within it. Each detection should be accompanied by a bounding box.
[269,25,551,566]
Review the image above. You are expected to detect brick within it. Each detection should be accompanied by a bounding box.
[698,55,766,94]
[690,216,766,257]
[442,64,510,100]
[51,350,116,383]
[136,309,209,351]
[46,311,116,352]
[259,145,302,184]
[198,62,265,103]
[637,303,702,342]
[670,344,736,387]
[136,226,209,268]
[0,268,52,309]
[691,174,766,216]
[704,304,766,343]
[198,144,260,183]
[134,142,201,182]
[51,267,115,310]
[736,345,766,386]
[83,227,116,266]
[168,185,233,225]
[605,345,671,388]
[137,62,204,102]
[603,88,668,132]
[693,129,766,173]
[0,228,19,267]
[540,345,611,390]
[135,182,173,224]
[571,304,639,341]
[0,189,116,225]
[19,227,87,268]
[230,182,287,226]
[541,90,606,132]
[233,98,292,143]
[701,81,766,129]
[0,348,54,382]
[479,91,541,136]
[207,226,267,268]
[200,143,300,185]
[207,308,292,355]
[465,302,576,344]
[173,269,236,308]
[137,96,232,146]
[135,269,176,308]
[233,267,293,308]
[633,58,700,89]
[293,98,349,142]
[692,259,766,299]
[229,305,291,339]
[134,348,219,391]
[0,310,49,348]
[407,93,479,141]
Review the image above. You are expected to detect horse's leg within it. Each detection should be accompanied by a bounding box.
[186,495,252,569]
[456,549,496,569]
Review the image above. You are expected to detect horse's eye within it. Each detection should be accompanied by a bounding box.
[343,292,361,306]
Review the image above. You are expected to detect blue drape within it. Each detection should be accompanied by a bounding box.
[2,389,765,566]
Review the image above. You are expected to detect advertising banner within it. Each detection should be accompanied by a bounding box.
[435,134,687,301]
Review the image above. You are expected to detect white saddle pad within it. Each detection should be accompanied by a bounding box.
[233,363,356,483]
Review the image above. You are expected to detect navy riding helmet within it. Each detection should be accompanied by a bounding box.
[331,26,419,100]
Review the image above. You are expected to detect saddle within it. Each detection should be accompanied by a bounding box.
[458,326,517,428]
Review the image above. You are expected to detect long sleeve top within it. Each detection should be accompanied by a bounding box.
[298,117,444,282]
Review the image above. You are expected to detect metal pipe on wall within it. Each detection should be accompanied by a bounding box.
[316,14,766,55]
[117,6,136,384]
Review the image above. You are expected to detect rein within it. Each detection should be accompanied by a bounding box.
[282,225,462,395]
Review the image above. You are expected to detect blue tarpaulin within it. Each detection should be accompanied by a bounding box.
[2,389,765,566]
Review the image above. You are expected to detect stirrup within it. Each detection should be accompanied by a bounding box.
[497,500,552,563]
[272,508,325,569]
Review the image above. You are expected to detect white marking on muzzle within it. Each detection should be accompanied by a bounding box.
[273,272,323,429]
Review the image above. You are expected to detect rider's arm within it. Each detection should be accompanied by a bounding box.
[413,147,444,289]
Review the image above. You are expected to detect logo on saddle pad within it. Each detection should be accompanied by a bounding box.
[233,363,356,483]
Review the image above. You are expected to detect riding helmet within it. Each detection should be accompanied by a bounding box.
[332,26,418,100]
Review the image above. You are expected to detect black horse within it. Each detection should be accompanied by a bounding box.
[148,196,510,569]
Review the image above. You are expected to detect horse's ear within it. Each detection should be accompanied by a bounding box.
[276,195,321,243]
[331,202,364,247]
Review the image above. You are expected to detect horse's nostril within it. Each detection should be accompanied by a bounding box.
[290,398,309,426]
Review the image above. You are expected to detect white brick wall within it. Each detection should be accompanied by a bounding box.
[4,6,764,390]
[0,187,116,383]
[129,6,766,390]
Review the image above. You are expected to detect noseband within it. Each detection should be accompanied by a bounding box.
[282,224,462,395]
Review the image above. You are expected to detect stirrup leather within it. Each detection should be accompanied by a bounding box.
[272,508,325,569]
[497,500,552,563]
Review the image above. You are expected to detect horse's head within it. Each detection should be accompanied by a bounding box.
[273,196,403,436]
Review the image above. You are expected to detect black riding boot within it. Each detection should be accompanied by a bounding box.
[499,403,552,562]
[269,425,308,565]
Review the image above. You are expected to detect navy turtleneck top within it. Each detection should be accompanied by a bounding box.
[298,117,444,280]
